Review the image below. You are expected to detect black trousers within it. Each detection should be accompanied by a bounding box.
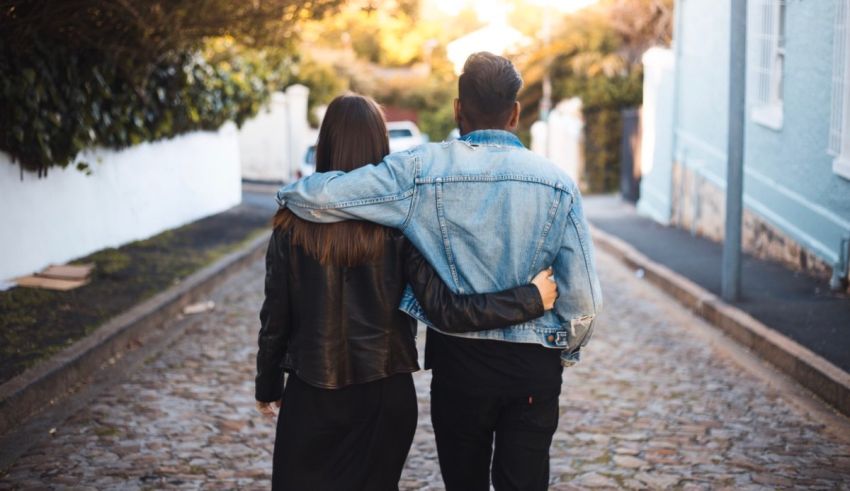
[272,372,417,491]
[430,382,560,491]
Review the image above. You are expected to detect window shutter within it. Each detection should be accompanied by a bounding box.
[752,0,778,106]
[829,0,849,156]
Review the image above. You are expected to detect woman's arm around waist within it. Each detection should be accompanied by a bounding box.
[403,241,555,333]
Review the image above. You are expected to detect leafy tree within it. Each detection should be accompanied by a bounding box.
[0,1,340,70]
[516,0,673,192]
[0,0,343,174]
[296,0,472,140]
[369,61,458,141]
[289,57,351,127]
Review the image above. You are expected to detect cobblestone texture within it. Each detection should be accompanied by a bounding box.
[2,250,849,490]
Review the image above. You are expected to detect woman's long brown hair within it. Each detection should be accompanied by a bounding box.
[273,94,391,267]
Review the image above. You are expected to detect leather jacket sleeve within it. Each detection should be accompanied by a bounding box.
[403,241,545,332]
[255,230,291,402]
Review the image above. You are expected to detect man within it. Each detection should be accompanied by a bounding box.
[277,52,602,490]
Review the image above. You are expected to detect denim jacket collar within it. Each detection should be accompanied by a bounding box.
[459,129,524,148]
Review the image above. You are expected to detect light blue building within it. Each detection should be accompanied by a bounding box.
[639,0,850,289]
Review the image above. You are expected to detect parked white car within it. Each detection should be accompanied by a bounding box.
[387,121,426,153]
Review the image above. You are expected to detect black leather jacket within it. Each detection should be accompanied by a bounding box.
[255,228,545,400]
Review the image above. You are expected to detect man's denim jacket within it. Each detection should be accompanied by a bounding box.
[277,130,602,366]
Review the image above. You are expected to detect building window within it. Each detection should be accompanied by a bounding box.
[751,0,785,130]
[830,0,850,180]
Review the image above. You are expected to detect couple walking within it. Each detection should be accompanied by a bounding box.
[255,52,602,490]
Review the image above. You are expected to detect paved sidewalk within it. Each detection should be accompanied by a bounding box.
[2,249,849,489]
[584,194,850,374]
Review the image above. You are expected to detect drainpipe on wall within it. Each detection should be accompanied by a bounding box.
[721,0,747,302]
[830,236,850,291]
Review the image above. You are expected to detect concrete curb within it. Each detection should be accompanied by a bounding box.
[591,225,850,417]
[0,231,271,437]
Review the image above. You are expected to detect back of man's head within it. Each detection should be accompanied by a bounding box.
[457,52,523,132]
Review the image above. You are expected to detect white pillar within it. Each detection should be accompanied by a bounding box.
[530,120,549,157]
[637,47,676,224]
[548,98,584,183]
[531,99,585,184]
[237,91,289,182]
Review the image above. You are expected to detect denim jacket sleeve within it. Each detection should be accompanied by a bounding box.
[275,150,417,229]
[402,241,545,332]
[551,190,600,359]
[255,230,291,403]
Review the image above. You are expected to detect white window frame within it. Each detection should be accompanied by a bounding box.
[751,0,785,130]
[829,0,850,180]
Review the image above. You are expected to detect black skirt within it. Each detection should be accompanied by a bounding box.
[272,372,418,491]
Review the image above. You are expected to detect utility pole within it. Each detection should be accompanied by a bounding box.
[722,0,747,302]
[540,6,553,121]
[539,4,553,160]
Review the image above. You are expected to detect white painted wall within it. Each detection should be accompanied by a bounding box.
[548,98,585,183]
[530,98,585,185]
[0,123,242,281]
[530,120,549,157]
[238,85,314,182]
[285,85,311,180]
[239,92,290,182]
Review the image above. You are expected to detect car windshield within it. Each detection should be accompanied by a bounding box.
[389,129,413,138]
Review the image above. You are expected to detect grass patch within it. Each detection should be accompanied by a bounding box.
[0,205,271,385]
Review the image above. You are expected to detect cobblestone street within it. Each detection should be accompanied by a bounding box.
[2,249,849,490]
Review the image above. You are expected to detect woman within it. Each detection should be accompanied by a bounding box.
[255,93,556,490]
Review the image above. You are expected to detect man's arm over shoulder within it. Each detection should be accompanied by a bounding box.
[276,149,419,228]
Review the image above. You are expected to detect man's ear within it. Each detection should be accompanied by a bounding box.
[507,101,520,130]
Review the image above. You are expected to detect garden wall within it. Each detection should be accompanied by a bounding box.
[0,124,241,281]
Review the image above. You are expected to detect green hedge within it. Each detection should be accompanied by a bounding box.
[557,71,643,193]
[583,108,624,193]
[0,42,270,176]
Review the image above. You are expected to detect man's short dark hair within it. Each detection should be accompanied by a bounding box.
[458,52,523,129]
